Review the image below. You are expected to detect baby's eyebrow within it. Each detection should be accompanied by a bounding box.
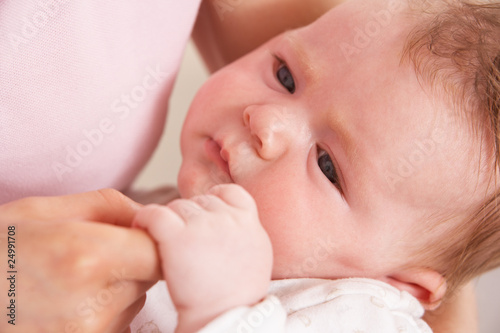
[283,31,319,83]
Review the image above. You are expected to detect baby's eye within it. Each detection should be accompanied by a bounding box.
[276,63,296,94]
[318,149,340,188]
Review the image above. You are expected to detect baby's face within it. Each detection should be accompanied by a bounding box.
[179,0,488,280]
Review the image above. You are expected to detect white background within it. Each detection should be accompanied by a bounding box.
[134,41,500,333]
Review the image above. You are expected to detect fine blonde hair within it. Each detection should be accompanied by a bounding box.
[403,0,500,296]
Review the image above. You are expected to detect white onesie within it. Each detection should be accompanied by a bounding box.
[132,278,432,332]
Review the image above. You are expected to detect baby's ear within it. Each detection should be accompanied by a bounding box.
[384,268,447,311]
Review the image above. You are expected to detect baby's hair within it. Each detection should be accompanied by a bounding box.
[402,0,500,297]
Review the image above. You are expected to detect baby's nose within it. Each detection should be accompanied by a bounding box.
[243,104,294,160]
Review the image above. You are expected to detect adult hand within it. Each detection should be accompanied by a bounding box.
[0,189,162,333]
[133,184,273,333]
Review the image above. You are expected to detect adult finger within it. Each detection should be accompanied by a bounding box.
[86,221,163,282]
[35,219,163,282]
[0,188,142,227]
[133,204,186,244]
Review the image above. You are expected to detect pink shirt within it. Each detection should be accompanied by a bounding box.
[0,0,201,204]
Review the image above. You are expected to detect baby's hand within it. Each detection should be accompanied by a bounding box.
[133,184,273,333]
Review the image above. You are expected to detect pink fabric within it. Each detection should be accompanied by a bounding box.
[0,0,201,204]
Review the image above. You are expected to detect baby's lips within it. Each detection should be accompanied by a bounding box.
[204,138,234,188]
[220,145,229,164]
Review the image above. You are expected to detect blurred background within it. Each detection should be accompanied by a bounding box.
[133,41,500,332]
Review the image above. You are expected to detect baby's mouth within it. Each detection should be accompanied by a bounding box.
[204,138,233,182]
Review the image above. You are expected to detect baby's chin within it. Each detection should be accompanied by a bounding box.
[177,169,201,198]
[177,165,197,198]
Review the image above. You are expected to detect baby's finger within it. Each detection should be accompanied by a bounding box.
[208,184,257,211]
[190,193,228,212]
[166,199,206,223]
[133,204,184,244]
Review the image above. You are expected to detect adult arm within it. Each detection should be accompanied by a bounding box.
[193,0,346,72]
[0,189,162,333]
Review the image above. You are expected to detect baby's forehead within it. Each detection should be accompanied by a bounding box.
[306,0,416,46]
[295,0,422,91]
